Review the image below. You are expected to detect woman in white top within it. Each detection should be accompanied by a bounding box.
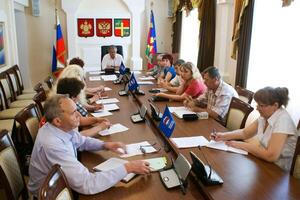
[212,87,297,171]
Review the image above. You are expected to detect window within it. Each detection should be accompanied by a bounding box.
[247,0,300,123]
[179,9,200,66]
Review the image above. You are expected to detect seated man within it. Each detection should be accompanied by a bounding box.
[147,54,164,78]
[28,94,150,197]
[184,66,238,122]
[101,45,124,70]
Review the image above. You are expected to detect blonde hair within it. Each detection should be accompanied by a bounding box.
[49,64,87,104]
[181,62,203,80]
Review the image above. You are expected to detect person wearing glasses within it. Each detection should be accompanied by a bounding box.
[28,94,150,197]
[211,87,297,171]
[184,66,238,122]
[101,45,124,70]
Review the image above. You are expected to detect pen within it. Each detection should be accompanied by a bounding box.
[211,128,217,140]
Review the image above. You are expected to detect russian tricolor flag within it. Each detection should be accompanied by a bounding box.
[52,14,66,75]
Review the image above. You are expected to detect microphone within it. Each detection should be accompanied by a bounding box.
[198,145,212,179]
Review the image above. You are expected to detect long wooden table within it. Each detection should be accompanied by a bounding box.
[81,72,300,200]
[80,74,203,200]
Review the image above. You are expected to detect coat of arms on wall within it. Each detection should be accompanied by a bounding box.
[96,19,112,37]
[114,19,130,37]
[77,18,94,37]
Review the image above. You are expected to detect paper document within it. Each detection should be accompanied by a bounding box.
[169,107,196,119]
[89,76,101,81]
[101,75,118,81]
[121,141,157,158]
[96,98,120,104]
[205,141,248,155]
[104,87,112,91]
[89,71,101,75]
[103,104,119,111]
[137,81,154,85]
[139,76,155,81]
[99,123,129,136]
[170,136,209,148]
[91,110,113,117]
[93,157,135,182]
[144,157,167,172]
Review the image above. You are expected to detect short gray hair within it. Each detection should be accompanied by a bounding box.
[44,94,69,122]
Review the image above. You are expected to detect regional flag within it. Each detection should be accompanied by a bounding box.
[128,73,139,91]
[159,106,175,138]
[145,10,157,69]
[119,62,126,75]
[114,19,130,37]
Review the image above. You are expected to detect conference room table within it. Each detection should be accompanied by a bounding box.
[81,72,300,200]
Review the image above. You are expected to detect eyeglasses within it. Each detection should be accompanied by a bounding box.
[139,142,161,154]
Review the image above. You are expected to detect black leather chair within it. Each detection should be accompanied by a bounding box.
[101,45,123,62]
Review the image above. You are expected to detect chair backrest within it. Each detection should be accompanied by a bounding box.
[44,76,55,90]
[0,129,28,200]
[11,65,24,91]
[235,85,254,104]
[14,103,41,145]
[0,72,16,108]
[101,45,123,62]
[5,65,26,97]
[33,89,47,115]
[225,97,254,130]
[290,120,300,178]
[39,164,73,200]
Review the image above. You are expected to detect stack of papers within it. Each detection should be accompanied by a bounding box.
[101,75,118,81]
[139,76,155,81]
[170,136,209,148]
[120,141,157,158]
[93,158,135,182]
[89,76,101,81]
[205,141,248,155]
[96,98,120,105]
[143,157,167,172]
[169,107,196,119]
[99,123,129,136]
[91,110,113,117]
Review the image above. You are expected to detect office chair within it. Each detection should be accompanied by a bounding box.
[290,120,300,178]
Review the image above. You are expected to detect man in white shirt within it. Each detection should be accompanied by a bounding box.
[101,45,124,70]
[28,94,150,196]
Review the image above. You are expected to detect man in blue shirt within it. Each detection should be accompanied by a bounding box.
[28,94,150,196]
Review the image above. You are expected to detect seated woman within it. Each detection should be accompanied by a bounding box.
[57,77,111,137]
[154,62,206,101]
[212,87,297,171]
[160,59,185,93]
[69,57,104,95]
[157,54,176,85]
[50,64,104,112]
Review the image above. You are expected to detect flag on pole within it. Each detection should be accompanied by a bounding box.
[145,10,157,70]
[52,11,66,76]
[119,61,126,75]
[128,73,139,91]
[159,106,175,138]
